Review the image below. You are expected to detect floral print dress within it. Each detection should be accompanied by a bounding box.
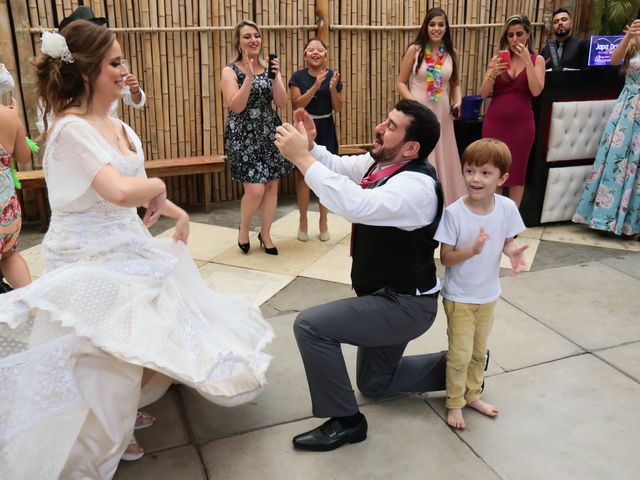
[224,63,293,183]
[573,53,640,235]
[0,146,21,253]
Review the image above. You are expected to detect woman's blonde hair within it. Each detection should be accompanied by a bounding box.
[498,14,534,54]
[233,20,265,66]
[35,19,115,132]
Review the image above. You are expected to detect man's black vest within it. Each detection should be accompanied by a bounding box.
[351,158,443,297]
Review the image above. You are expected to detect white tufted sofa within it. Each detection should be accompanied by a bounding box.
[540,99,616,223]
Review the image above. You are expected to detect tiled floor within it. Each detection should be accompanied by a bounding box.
[14,198,640,479]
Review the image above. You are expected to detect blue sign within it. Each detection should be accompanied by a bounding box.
[588,35,624,66]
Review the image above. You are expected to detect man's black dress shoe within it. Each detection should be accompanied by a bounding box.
[292,416,368,452]
[0,276,12,294]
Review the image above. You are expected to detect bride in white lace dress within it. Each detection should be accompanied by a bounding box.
[0,21,273,479]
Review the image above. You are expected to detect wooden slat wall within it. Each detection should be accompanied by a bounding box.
[3,0,548,208]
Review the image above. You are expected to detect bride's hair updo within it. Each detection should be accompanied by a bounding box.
[35,20,115,131]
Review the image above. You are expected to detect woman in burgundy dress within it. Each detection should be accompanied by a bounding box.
[480,14,545,208]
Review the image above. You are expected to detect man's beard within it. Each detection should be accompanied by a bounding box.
[555,26,571,39]
[370,141,404,163]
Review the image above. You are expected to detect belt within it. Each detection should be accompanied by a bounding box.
[308,113,333,119]
[421,291,440,299]
[397,290,439,298]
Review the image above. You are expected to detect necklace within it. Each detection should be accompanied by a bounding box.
[425,43,446,103]
[95,115,121,143]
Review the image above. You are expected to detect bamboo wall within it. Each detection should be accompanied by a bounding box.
[2,0,553,209]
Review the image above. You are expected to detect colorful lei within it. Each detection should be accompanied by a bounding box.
[425,43,446,103]
[10,137,39,190]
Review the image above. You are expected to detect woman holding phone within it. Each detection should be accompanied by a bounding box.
[573,10,640,239]
[397,7,465,205]
[221,20,291,255]
[480,14,545,208]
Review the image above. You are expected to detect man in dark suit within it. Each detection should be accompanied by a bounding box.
[275,101,448,452]
[541,8,589,70]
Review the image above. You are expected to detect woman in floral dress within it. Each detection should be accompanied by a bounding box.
[0,98,32,288]
[221,20,292,255]
[573,14,640,238]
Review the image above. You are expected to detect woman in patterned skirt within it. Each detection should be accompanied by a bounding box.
[0,95,32,289]
[573,12,640,239]
[221,20,293,255]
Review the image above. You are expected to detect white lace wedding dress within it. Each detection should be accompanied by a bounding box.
[0,116,274,479]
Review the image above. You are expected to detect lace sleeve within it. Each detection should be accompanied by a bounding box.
[44,118,113,210]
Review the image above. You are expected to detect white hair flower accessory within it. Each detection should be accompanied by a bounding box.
[41,31,74,63]
[0,64,15,94]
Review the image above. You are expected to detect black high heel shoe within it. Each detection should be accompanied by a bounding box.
[258,232,278,255]
[238,228,250,254]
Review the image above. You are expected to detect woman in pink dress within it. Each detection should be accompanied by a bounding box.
[480,14,545,208]
[397,7,466,206]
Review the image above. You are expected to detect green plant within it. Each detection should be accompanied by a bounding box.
[600,0,640,34]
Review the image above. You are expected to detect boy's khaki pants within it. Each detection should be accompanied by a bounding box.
[443,299,495,409]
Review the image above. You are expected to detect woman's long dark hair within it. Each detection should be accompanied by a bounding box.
[410,8,459,86]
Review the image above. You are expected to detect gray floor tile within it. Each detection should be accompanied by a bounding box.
[266,276,355,312]
[596,341,640,382]
[500,262,640,350]
[200,397,500,480]
[402,298,582,376]
[114,445,206,480]
[599,251,640,280]
[259,302,281,318]
[488,299,584,371]
[427,354,640,480]
[135,386,191,454]
[530,239,626,271]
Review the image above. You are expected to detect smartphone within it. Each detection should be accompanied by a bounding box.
[268,53,277,79]
[450,106,459,118]
[497,50,511,69]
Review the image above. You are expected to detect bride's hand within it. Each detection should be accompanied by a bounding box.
[173,210,190,244]
[142,191,167,227]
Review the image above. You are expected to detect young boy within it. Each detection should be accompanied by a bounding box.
[434,138,528,430]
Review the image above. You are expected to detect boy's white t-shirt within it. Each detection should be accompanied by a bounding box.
[434,194,525,303]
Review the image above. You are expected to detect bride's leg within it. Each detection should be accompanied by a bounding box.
[141,367,155,387]
[60,350,142,479]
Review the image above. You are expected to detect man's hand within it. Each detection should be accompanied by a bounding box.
[275,122,315,174]
[293,107,317,149]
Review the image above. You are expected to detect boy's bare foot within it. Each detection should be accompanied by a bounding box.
[447,408,465,429]
[468,399,499,418]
